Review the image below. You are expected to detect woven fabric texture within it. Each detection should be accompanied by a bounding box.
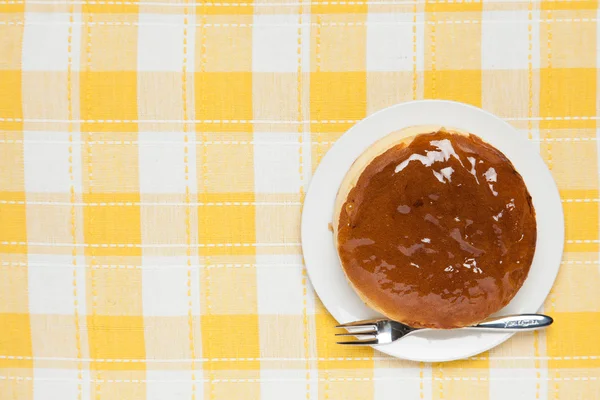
[0,0,599,398]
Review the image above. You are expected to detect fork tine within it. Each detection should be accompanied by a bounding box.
[334,332,376,339]
[335,320,378,329]
[336,338,379,346]
[335,325,377,333]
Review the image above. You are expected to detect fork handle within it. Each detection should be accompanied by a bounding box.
[470,314,553,331]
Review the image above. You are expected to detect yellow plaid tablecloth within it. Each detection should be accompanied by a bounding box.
[0,0,599,398]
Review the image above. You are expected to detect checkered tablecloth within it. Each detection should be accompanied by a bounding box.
[0,0,599,398]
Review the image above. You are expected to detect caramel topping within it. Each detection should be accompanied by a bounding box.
[337,130,536,328]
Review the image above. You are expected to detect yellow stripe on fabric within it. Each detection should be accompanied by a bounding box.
[541,0,598,11]
[80,71,139,133]
[0,313,32,368]
[297,1,312,398]
[425,1,483,12]
[197,193,256,256]
[83,193,143,257]
[199,0,254,15]
[540,68,597,130]
[425,70,482,107]
[433,354,489,370]
[547,312,600,369]
[0,71,23,131]
[201,315,261,370]
[195,72,253,133]
[82,1,139,14]
[424,4,482,107]
[311,0,367,14]
[0,3,24,12]
[182,0,197,398]
[562,190,599,253]
[310,71,367,134]
[67,2,83,398]
[87,315,146,371]
[0,192,27,254]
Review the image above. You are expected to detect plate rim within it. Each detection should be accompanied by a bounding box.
[301,99,564,362]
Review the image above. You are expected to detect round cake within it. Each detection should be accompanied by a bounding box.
[333,126,537,329]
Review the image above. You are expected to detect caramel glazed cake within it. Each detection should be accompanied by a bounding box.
[333,126,537,329]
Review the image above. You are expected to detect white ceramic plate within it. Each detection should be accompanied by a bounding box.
[301,100,564,362]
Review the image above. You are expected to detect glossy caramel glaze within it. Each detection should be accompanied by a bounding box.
[337,130,536,328]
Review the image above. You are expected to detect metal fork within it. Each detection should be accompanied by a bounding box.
[336,314,553,345]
